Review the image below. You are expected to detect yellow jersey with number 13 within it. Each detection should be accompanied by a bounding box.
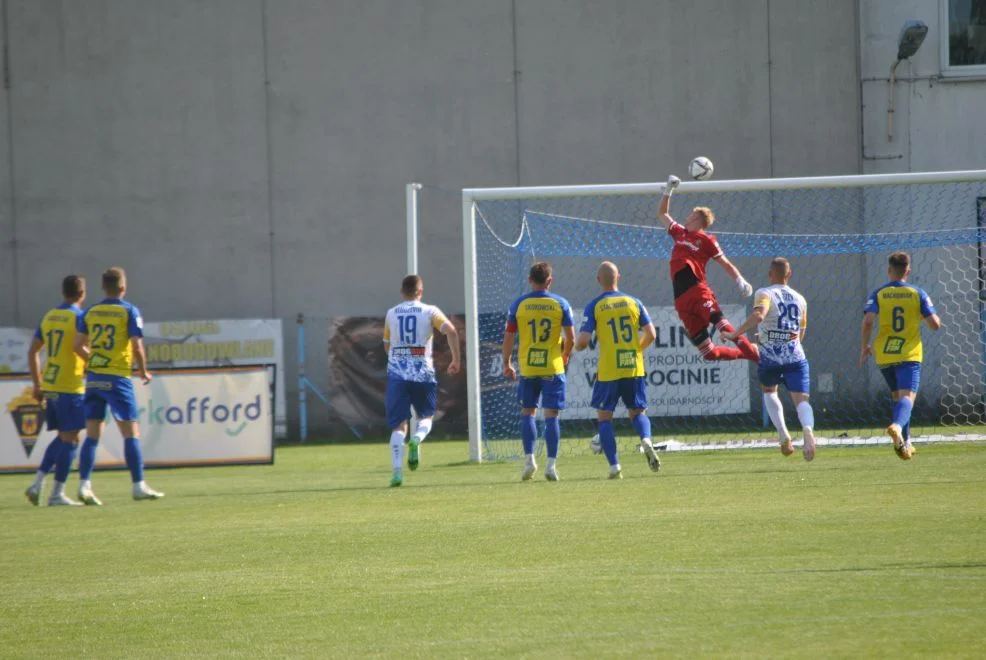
[34,303,85,394]
[580,291,652,382]
[77,298,144,378]
[863,281,936,366]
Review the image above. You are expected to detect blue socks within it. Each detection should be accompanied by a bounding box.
[598,420,618,466]
[54,442,78,484]
[520,416,537,455]
[39,437,63,474]
[78,437,99,481]
[124,437,144,483]
[632,414,652,441]
[544,417,560,459]
[892,398,914,429]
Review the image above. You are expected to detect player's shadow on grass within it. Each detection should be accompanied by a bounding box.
[774,561,986,574]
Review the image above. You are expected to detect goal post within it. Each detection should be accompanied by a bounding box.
[463,170,986,463]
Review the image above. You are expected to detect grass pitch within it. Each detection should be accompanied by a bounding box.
[2,441,985,658]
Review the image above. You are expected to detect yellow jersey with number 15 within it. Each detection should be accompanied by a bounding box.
[77,298,144,378]
[34,303,85,394]
[863,281,936,366]
[580,291,652,382]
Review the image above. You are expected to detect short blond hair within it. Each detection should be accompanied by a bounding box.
[692,206,715,228]
[102,267,126,296]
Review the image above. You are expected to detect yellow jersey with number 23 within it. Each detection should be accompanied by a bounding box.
[77,298,144,378]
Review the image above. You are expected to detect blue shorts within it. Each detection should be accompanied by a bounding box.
[85,375,140,422]
[44,392,86,432]
[517,375,566,410]
[386,378,437,429]
[591,377,647,412]
[758,360,810,394]
[880,361,921,393]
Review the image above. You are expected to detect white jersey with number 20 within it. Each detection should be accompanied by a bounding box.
[754,284,808,368]
[384,301,449,383]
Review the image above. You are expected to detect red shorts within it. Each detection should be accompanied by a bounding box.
[674,284,722,338]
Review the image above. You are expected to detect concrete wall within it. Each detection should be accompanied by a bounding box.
[0,0,861,436]
[861,0,986,173]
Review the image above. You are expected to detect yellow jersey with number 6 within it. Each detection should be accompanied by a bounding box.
[76,298,144,378]
[863,281,936,366]
[34,303,85,394]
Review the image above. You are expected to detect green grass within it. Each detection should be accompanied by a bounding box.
[2,441,985,658]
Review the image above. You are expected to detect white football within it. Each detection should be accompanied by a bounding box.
[590,434,603,455]
[689,156,714,181]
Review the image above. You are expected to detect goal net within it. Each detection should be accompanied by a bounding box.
[462,171,986,462]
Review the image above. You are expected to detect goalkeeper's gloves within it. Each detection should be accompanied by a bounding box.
[735,276,753,297]
[665,175,680,196]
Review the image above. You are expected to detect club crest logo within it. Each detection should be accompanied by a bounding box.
[6,387,43,457]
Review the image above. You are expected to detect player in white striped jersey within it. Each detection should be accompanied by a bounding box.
[723,258,816,461]
[383,275,461,487]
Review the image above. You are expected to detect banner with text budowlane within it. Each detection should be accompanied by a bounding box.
[2,319,285,437]
[560,304,751,418]
[0,367,273,473]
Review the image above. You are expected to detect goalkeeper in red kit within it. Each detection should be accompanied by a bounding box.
[658,175,759,362]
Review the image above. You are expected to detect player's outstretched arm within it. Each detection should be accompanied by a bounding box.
[131,338,152,384]
[27,337,44,401]
[713,255,753,297]
[73,332,90,362]
[575,331,592,352]
[501,329,517,380]
[638,323,657,351]
[722,306,765,342]
[440,321,461,375]
[562,326,576,365]
[925,313,942,331]
[657,176,680,230]
[859,312,876,367]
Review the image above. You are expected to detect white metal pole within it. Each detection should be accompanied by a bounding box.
[406,182,421,274]
[405,182,422,439]
[462,192,483,463]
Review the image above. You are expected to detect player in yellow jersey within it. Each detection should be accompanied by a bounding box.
[502,262,575,481]
[74,267,163,503]
[575,262,660,479]
[859,252,941,460]
[23,276,88,506]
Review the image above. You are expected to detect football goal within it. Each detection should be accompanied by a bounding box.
[461,171,986,462]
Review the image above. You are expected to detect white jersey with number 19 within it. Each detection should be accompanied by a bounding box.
[384,301,450,383]
[754,284,808,368]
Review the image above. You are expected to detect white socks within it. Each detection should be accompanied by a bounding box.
[796,401,815,431]
[763,392,790,438]
[412,418,433,444]
[390,431,406,471]
[31,470,46,489]
[80,479,92,492]
[51,481,65,497]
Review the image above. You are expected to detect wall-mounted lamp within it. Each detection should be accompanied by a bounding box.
[888,20,928,141]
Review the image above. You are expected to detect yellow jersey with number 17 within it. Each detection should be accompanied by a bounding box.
[76,298,144,378]
[580,291,652,382]
[34,303,85,394]
[863,281,936,366]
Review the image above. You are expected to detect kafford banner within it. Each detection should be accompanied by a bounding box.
[0,367,273,473]
[1,319,285,437]
[558,304,750,419]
